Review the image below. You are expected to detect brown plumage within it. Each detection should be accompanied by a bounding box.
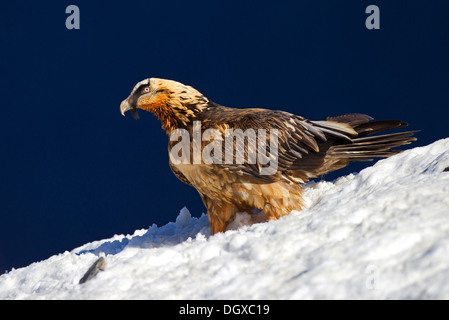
[120,78,417,234]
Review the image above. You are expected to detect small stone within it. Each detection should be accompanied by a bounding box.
[79,257,106,284]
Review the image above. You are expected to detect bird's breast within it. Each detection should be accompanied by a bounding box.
[171,162,233,199]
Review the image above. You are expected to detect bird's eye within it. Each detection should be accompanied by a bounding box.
[144,87,150,93]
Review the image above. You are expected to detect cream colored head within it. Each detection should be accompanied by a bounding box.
[120,78,210,132]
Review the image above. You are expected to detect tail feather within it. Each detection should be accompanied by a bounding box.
[286,113,417,182]
[349,131,416,144]
[354,120,408,137]
[327,118,417,160]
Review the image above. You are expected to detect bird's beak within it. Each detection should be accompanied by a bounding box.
[120,99,132,116]
[120,99,139,120]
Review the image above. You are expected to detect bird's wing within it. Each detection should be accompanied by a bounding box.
[203,107,360,183]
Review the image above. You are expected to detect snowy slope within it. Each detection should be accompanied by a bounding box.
[1,139,448,300]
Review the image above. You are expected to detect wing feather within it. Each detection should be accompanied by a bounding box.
[198,106,344,182]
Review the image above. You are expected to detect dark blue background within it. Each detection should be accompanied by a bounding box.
[1,1,448,272]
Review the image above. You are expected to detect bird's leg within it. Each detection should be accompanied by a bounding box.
[261,182,305,221]
[263,197,304,221]
[207,202,238,234]
[263,202,282,220]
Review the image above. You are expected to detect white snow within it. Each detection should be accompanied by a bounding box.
[1,138,449,300]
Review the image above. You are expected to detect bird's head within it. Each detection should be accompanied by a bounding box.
[120,78,209,133]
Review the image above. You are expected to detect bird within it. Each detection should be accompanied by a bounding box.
[120,78,417,234]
